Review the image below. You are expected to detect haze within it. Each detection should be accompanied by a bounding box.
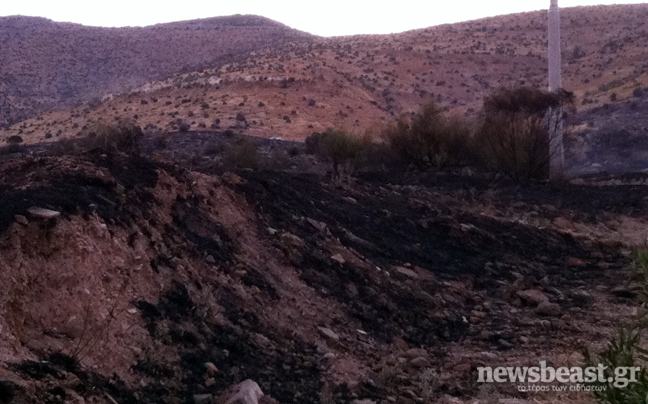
[1,0,647,36]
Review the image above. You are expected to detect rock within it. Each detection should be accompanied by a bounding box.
[498,339,514,349]
[552,217,572,230]
[222,172,246,185]
[393,266,419,279]
[409,357,431,368]
[569,290,593,305]
[206,255,216,264]
[318,327,340,342]
[194,394,213,404]
[535,301,561,317]
[352,400,377,404]
[217,380,263,404]
[331,254,345,264]
[403,348,428,359]
[27,207,61,219]
[267,227,278,236]
[205,362,218,376]
[306,217,327,232]
[517,289,548,306]
[567,257,587,266]
[14,214,28,225]
[323,352,336,360]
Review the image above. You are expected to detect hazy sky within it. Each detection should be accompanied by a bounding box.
[1,1,646,36]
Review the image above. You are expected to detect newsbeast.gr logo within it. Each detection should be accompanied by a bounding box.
[477,361,641,391]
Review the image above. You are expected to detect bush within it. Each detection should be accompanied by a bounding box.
[49,121,142,156]
[6,135,23,145]
[222,138,259,169]
[383,102,472,170]
[84,120,143,153]
[474,87,573,182]
[305,129,365,177]
[474,112,551,182]
[581,250,648,404]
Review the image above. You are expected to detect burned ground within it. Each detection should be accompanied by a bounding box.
[0,148,644,404]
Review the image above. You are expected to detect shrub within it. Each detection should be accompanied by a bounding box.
[474,87,573,182]
[84,120,143,153]
[305,129,365,177]
[583,326,648,404]
[49,121,143,156]
[474,112,551,182]
[6,135,23,145]
[383,102,472,169]
[222,138,259,169]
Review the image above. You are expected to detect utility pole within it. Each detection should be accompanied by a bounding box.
[548,0,564,181]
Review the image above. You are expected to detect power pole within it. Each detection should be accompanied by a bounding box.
[548,0,564,181]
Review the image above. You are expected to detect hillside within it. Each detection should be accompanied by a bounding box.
[0,139,647,404]
[0,14,312,129]
[2,4,648,147]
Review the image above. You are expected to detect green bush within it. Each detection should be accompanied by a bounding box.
[583,326,648,404]
[383,102,472,170]
[582,249,648,404]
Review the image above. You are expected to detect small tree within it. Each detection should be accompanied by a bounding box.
[474,87,573,182]
[305,129,365,178]
[384,101,471,170]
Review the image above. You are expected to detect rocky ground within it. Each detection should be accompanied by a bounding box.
[0,135,647,404]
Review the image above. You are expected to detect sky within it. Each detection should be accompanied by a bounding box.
[1,1,646,36]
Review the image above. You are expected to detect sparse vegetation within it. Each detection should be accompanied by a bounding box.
[222,138,259,169]
[305,129,366,177]
[383,101,472,170]
[474,87,573,182]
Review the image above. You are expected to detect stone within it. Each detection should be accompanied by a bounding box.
[331,254,345,264]
[394,266,419,279]
[323,352,336,360]
[318,327,340,342]
[552,217,572,229]
[194,394,213,404]
[535,301,561,317]
[205,362,218,376]
[14,215,28,225]
[517,289,548,306]
[352,400,377,404]
[403,348,428,359]
[27,207,61,219]
[217,380,263,404]
[409,357,431,368]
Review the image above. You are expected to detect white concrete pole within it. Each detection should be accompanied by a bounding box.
[548,0,564,181]
[548,0,562,92]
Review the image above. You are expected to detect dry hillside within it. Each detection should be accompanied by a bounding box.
[0,14,311,129]
[2,4,648,144]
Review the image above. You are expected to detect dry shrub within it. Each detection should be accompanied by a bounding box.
[383,102,472,169]
[475,87,573,182]
[50,120,143,156]
[222,138,259,169]
[475,112,551,182]
[305,129,366,177]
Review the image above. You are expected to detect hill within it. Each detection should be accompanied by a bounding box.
[2,4,648,147]
[0,14,311,129]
